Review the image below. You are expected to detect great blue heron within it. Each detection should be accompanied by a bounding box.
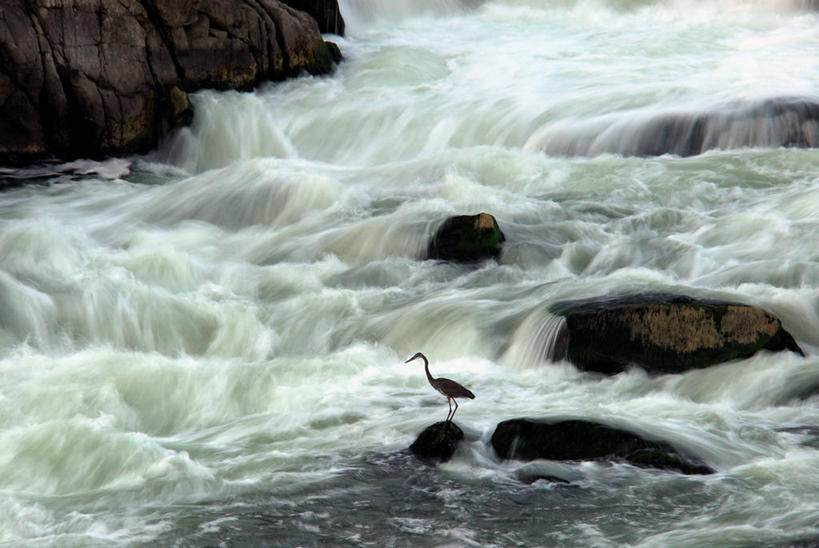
[405,352,475,423]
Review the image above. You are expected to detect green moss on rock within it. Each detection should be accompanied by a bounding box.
[305,39,337,75]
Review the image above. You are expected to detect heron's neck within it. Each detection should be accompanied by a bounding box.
[422,356,435,384]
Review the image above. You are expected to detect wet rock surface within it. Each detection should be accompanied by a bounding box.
[426,212,506,263]
[491,418,715,475]
[409,421,465,463]
[0,0,341,164]
[550,293,803,375]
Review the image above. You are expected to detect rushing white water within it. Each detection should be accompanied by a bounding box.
[1,0,818,545]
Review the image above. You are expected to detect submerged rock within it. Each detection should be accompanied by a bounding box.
[0,0,342,164]
[776,426,819,449]
[539,96,819,157]
[625,97,819,157]
[774,538,819,548]
[409,421,465,463]
[426,213,506,262]
[549,293,804,375]
[773,377,819,406]
[491,418,714,475]
[515,472,573,485]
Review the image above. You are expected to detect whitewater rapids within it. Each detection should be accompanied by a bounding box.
[0,0,817,545]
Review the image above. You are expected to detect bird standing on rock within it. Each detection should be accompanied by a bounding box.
[405,352,475,423]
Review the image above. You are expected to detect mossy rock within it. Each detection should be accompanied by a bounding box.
[427,212,506,262]
[549,293,804,375]
[409,421,465,463]
[491,418,714,475]
[302,39,342,75]
[325,41,343,63]
[165,86,194,128]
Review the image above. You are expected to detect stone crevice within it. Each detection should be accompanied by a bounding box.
[245,0,287,77]
[0,12,39,111]
[27,4,74,153]
[247,0,291,77]
[138,0,186,85]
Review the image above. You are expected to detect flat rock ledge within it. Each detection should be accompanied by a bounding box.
[549,293,804,375]
[0,0,343,164]
[491,418,715,475]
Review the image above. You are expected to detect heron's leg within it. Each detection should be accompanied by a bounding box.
[452,399,459,421]
[445,397,453,423]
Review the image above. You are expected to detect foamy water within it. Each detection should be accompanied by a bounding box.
[0,0,818,545]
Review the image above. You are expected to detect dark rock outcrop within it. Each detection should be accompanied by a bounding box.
[426,212,506,262]
[491,418,714,475]
[541,96,819,158]
[0,0,341,164]
[409,421,465,463]
[549,293,804,375]
[281,0,345,35]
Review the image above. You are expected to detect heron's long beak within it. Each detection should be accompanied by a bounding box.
[404,352,422,364]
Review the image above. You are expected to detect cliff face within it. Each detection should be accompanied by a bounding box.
[0,0,343,164]
[281,0,345,35]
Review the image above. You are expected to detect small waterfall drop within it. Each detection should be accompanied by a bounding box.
[502,308,569,369]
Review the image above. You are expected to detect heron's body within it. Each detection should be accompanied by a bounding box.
[405,352,474,423]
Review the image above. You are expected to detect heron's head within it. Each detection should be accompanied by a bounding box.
[404,352,427,364]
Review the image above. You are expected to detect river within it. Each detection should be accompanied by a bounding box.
[0,0,818,545]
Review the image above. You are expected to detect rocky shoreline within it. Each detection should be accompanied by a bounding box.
[0,0,344,164]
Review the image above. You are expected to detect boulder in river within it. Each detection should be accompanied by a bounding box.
[426,212,506,262]
[491,418,714,475]
[409,421,465,463]
[549,293,804,375]
[0,0,342,164]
